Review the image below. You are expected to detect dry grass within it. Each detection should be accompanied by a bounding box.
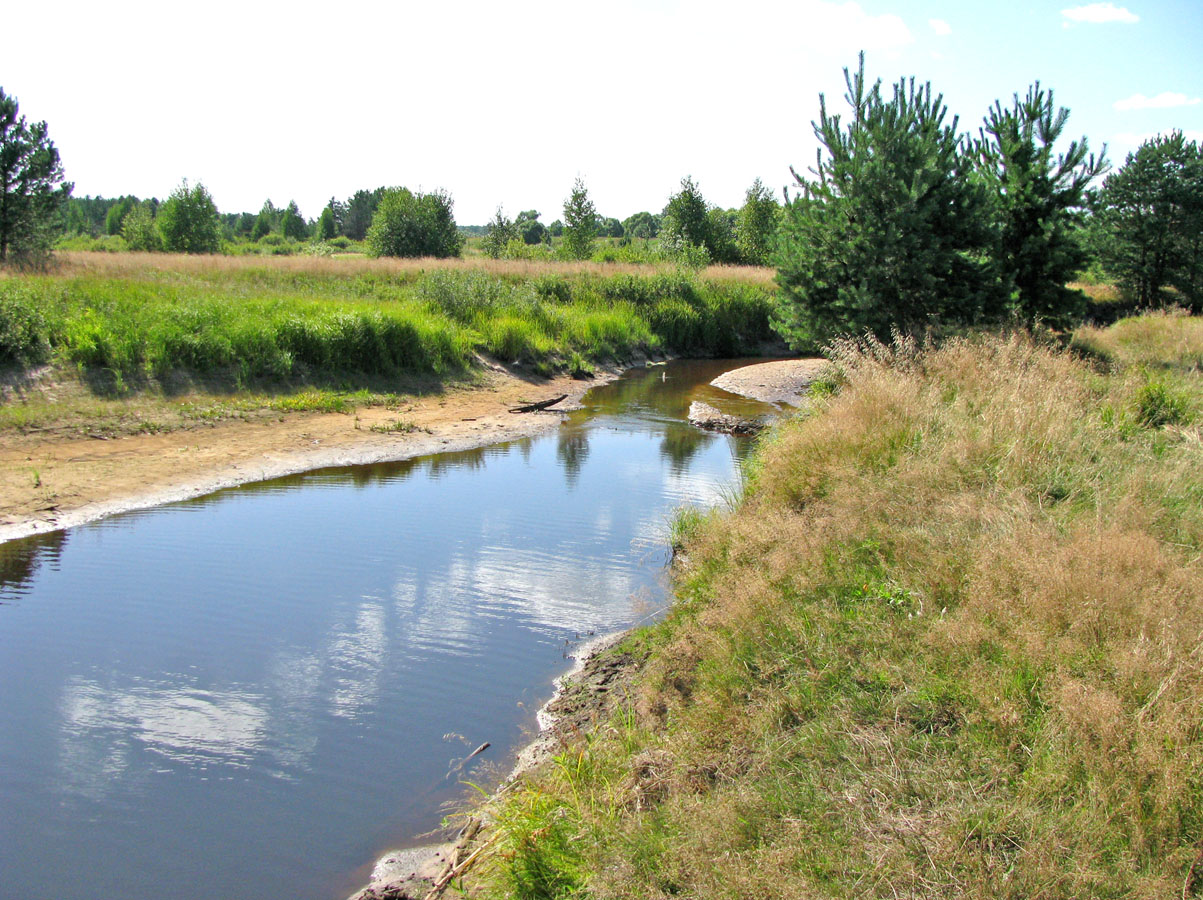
[1074,309,1203,371]
[18,251,775,286]
[471,320,1203,899]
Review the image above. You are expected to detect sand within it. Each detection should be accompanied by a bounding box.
[0,367,616,544]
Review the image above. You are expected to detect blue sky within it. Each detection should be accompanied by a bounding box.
[5,0,1201,225]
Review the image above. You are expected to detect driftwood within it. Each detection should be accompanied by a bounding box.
[423,818,486,900]
[508,394,567,414]
[446,742,491,780]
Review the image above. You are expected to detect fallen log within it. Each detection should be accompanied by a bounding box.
[508,394,568,414]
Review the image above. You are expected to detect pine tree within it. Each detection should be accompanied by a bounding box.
[482,207,521,258]
[0,88,72,262]
[281,200,307,240]
[979,83,1107,325]
[1095,131,1203,308]
[774,55,997,347]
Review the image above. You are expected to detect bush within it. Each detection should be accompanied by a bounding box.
[366,187,463,259]
[0,285,52,366]
[54,234,128,253]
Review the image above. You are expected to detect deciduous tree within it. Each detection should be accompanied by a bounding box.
[622,211,660,240]
[660,176,712,258]
[121,202,161,252]
[562,178,597,260]
[157,179,221,254]
[365,187,463,258]
[735,178,781,266]
[316,206,337,242]
[0,87,72,262]
[515,210,547,245]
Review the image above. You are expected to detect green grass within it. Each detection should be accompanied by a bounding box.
[472,317,1203,899]
[0,259,775,392]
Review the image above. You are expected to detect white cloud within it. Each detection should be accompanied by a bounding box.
[1114,92,1202,111]
[929,18,952,35]
[1061,3,1139,25]
[809,2,915,51]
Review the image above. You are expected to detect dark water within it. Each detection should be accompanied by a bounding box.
[0,360,775,900]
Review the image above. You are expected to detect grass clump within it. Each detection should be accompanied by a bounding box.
[473,317,1203,899]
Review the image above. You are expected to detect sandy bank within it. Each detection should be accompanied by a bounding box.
[0,365,619,545]
[710,356,829,404]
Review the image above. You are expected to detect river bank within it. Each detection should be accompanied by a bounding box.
[0,355,830,545]
[0,363,625,544]
[454,319,1203,899]
[344,357,827,900]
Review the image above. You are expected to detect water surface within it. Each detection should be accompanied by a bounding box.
[0,360,773,899]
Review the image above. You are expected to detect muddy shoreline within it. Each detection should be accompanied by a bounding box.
[348,631,641,900]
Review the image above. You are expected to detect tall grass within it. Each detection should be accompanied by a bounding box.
[474,319,1203,899]
[0,256,775,388]
[33,250,776,286]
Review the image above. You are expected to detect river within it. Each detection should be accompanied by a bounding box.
[0,359,775,900]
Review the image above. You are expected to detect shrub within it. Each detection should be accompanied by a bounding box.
[0,285,52,366]
[365,187,463,259]
[1134,379,1192,428]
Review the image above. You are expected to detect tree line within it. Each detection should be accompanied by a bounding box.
[52,172,782,267]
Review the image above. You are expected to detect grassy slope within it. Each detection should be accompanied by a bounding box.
[474,314,1203,899]
[0,253,775,434]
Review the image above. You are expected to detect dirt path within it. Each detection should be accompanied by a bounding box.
[0,367,613,544]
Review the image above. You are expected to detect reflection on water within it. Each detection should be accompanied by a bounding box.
[0,359,773,900]
[60,678,269,796]
[0,529,67,595]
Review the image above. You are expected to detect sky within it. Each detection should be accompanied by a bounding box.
[5,0,1201,226]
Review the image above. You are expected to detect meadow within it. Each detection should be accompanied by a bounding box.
[0,252,776,434]
[472,312,1203,899]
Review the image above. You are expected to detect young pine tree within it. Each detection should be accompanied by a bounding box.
[1095,131,1203,308]
[774,55,997,347]
[978,83,1107,326]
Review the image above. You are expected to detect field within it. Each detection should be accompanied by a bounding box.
[472,312,1203,899]
[0,252,777,436]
